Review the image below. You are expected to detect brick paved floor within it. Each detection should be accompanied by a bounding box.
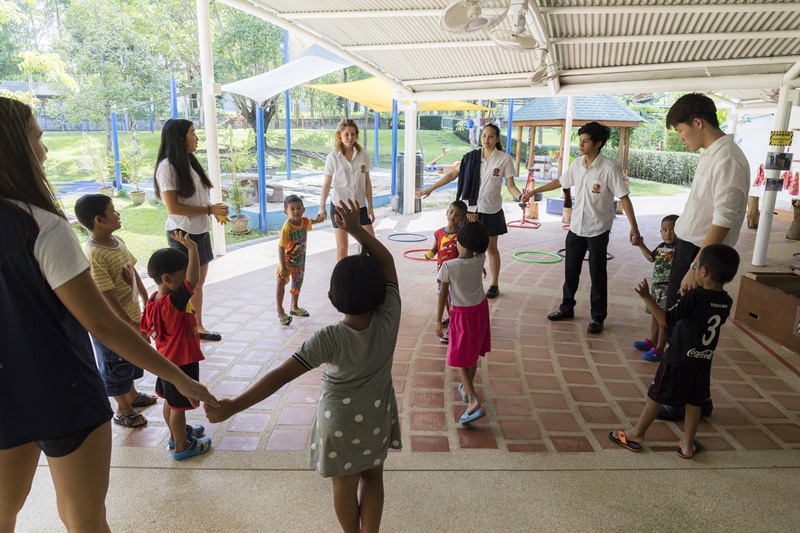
[118,200,800,459]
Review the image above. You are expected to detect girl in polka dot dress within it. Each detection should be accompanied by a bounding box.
[206,199,401,533]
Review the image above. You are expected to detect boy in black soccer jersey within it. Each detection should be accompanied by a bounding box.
[609,244,739,459]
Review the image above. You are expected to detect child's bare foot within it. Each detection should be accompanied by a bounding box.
[609,430,643,452]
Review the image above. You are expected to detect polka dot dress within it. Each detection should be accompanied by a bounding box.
[309,385,401,477]
[292,284,404,478]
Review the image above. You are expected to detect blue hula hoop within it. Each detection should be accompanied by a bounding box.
[387,232,427,243]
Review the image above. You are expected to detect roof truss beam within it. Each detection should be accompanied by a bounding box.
[541,4,800,15]
[400,56,800,87]
[552,30,800,45]
[280,9,440,19]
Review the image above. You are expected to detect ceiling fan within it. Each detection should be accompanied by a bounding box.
[440,0,509,33]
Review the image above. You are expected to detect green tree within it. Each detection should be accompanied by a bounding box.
[212,4,283,136]
[60,0,169,151]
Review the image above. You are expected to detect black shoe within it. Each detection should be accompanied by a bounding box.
[486,285,500,298]
[547,309,574,321]
[587,320,604,334]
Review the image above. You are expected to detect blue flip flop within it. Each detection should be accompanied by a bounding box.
[457,384,469,403]
[460,408,486,424]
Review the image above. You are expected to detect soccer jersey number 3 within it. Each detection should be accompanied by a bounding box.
[702,315,721,346]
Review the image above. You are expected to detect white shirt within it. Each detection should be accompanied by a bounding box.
[155,159,211,235]
[471,149,517,214]
[10,201,89,290]
[560,153,629,238]
[324,149,371,206]
[674,134,750,247]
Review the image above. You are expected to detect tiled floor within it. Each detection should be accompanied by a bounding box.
[19,197,800,532]
[121,198,800,457]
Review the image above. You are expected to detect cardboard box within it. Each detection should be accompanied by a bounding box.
[735,271,800,352]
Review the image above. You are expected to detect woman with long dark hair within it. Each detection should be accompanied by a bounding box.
[154,118,228,340]
[0,97,218,531]
[417,123,523,299]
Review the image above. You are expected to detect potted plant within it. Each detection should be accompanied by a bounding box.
[82,133,114,196]
[126,129,147,205]
[222,124,252,234]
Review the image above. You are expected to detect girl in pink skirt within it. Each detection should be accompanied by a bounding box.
[435,222,491,424]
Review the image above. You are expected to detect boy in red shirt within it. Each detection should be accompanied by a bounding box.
[141,231,211,460]
[425,200,467,342]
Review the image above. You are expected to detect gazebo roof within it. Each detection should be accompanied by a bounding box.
[511,95,645,125]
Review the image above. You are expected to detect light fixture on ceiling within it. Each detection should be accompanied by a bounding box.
[440,0,509,33]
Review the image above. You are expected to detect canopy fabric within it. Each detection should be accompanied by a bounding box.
[304,77,490,112]
[221,44,350,103]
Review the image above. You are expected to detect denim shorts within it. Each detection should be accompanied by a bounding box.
[92,337,144,397]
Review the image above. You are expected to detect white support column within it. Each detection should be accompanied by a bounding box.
[196,0,225,256]
[752,85,795,266]
[403,100,419,214]
[560,95,575,175]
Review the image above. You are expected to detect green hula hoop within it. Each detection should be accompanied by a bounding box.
[513,250,562,264]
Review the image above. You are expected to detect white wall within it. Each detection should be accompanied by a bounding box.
[733,105,800,207]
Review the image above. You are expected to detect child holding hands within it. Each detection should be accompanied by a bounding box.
[142,231,212,460]
[276,195,320,325]
[75,194,158,429]
[610,244,738,459]
[207,199,401,533]
[436,221,491,425]
[634,214,679,362]
[425,200,467,341]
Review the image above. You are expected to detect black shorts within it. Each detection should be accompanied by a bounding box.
[156,362,200,410]
[329,204,372,229]
[34,417,109,458]
[478,210,507,237]
[167,230,214,266]
[647,360,710,407]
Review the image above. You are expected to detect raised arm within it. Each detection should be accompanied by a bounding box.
[334,199,398,286]
[523,177,562,202]
[417,168,459,199]
[169,231,199,289]
[634,279,666,327]
[55,270,218,407]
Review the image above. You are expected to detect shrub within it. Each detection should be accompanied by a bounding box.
[627,149,698,185]
[419,115,443,130]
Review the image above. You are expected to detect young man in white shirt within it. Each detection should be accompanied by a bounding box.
[525,122,641,334]
[663,93,750,313]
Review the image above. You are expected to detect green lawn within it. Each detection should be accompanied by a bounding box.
[60,193,265,265]
[42,128,475,182]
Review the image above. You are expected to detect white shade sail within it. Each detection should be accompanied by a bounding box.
[221,44,351,103]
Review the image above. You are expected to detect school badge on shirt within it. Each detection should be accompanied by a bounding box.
[592,183,601,194]
[361,164,366,173]
[493,167,500,176]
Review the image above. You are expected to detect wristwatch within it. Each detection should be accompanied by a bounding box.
[690,261,698,271]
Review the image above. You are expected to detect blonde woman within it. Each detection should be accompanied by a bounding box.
[316,119,376,261]
[0,97,218,532]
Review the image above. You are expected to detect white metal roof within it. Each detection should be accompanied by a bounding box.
[219,0,800,105]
